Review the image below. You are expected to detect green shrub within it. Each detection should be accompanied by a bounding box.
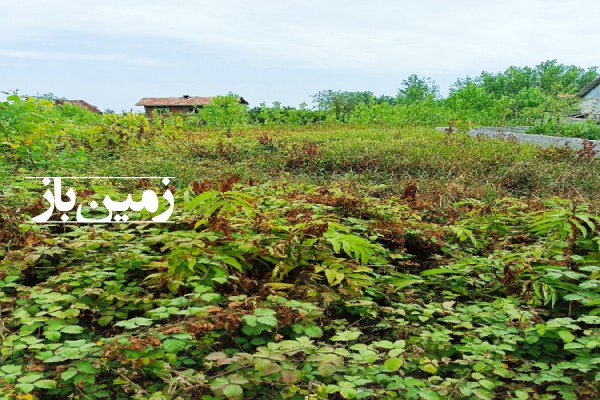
[528,120,600,140]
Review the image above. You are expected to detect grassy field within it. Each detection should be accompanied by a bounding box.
[1,124,600,399]
[79,126,600,204]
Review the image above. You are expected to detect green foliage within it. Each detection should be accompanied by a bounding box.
[249,102,327,125]
[452,60,597,97]
[84,112,151,150]
[55,101,103,124]
[3,172,600,398]
[528,120,600,140]
[444,60,596,127]
[0,95,82,170]
[2,74,600,398]
[197,93,249,131]
[3,59,598,180]
[396,74,439,104]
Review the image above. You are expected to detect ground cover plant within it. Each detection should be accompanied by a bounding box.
[1,76,600,399]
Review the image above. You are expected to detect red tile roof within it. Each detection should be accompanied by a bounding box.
[56,99,102,114]
[135,97,215,107]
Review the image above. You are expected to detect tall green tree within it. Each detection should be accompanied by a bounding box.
[198,93,249,131]
[311,90,376,121]
[396,75,439,105]
[457,60,597,98]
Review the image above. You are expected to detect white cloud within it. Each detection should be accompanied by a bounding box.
[0,49,163,66]
[1,0,598,110]
[1,0,598,74]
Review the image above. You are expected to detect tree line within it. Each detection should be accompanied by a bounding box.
[241,60,598,127]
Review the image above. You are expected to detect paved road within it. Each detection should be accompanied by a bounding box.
[435,126,600,152]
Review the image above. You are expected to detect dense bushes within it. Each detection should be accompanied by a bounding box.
[1,178,600,399]
[2,60,598,175]
[528,120,600,140]
[0,95,73,170]
[2,84,600,398]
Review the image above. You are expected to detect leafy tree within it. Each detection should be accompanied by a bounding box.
[534,59,597,94]
[396,74,439,104]
[248,102,326,125]
[449,76,478,94]
[311,90,376,121]
[446,61,597,125]
[198,93,249,131]
[375,94,396,105]
[455,60,597,99]
[445,82,494,113]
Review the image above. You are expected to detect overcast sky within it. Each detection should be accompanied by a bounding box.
[1,0,598,112]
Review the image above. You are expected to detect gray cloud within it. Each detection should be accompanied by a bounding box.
[2,0,598,72]
[0,50,163,66]
[1,0,598,109]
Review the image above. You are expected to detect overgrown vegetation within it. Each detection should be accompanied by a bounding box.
[528,120,600,140]
[1,60,600,399]
[247,60,598,130]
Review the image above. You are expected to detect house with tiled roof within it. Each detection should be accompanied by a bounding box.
[136,95,248,117]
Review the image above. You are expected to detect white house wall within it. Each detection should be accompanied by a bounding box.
[582,85,600,113]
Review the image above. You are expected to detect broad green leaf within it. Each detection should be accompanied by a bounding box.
[115,317,153,329]
[304,326,323,338]
[254,308,276,317]
[340,387,357,399]
[331,330,361,341]
[15,383,35,394]
[515,390,529,400]
[383,358,404,371]
[479,379,495,390]
[318,362,338,377]
[74,361,100,374]
[61,368,78,381]
[421,364,437,374]
[34,379,57,389]
[1,365,21,374]
[558,329,575,343]
[256,315,277,327]
[60,325,84,334]
[163,338,187,353]
[44,330,61,341]
[17,373,44,384]
[222,384,243,400]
